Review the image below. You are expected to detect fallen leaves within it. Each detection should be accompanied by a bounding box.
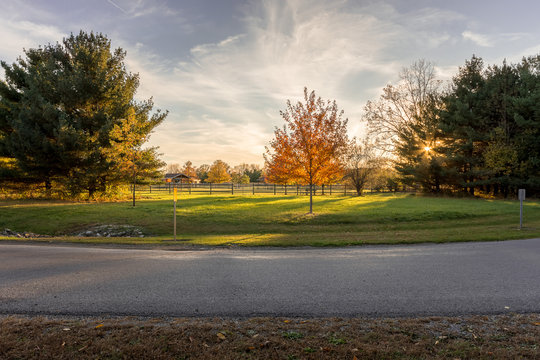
[282,331,303,340]
[435,335,448,345]
[2,314,539,359]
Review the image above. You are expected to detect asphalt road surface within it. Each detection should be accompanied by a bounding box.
[1,239,539,317]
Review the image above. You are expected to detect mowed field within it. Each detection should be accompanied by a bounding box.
[0,193,539,246]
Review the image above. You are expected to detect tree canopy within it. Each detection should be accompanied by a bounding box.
[0,31,166,197]
[344,137,379,196]
[207,160,231,183]
[181,161,198,181]
[364,60,443,192]
[265,88,349,212]
[438,55,540,196]
[366,55,540,197]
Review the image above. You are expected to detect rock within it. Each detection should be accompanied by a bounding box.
[2,228,48,238]
[72,225,146,238]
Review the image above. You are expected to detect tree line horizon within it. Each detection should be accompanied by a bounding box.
[1,31,539,201]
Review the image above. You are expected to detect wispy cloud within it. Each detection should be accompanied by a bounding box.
[131,1,467,164]
[0,19,66,64]
[106,0,128,14]
[2,0,537,166]
[105,0,182,19]
[462,30,529,48]
[462,30,494,47]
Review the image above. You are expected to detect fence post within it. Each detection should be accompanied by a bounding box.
[231,183,234,195]
[322,184,325,195]
[297,185,299,195]
[285,184,287,195]
[149,185,152,193]
[169,182,171,194]
[252,183,255,195]
[344,184,347,196]
[189,183,191,195]
[329,184,332,195]
[210,183,212,195]
[273,184,276,195]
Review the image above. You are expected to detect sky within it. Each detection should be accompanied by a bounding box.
[1,0,540,167]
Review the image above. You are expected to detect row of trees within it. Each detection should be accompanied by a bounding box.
[264,53,540,213]
[365,56,540,197]
[0,31,165,197]
[166,161,262,184]
[4,31,536,201]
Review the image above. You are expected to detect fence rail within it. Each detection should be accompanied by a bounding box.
[135,183,403,196]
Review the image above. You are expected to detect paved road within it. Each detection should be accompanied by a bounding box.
[1,240,539,317]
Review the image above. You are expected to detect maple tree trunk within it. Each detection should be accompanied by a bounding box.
[309,161,313,214]
[309,183,313,214]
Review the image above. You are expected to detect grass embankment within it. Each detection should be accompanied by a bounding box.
[1,193,539,246]
[1,314,539,359]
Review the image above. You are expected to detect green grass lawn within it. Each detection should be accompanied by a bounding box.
[1,193,539,246]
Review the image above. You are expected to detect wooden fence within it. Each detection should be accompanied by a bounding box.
[135,183,403,196]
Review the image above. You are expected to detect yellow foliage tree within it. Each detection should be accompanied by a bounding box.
[181,161,198,182]
[207,160,231,183]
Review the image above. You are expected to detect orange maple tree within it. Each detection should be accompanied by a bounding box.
[264,88,349,213]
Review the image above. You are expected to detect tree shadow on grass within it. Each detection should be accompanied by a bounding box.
[309,195,490,225]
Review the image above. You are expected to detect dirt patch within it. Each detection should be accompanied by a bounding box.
[1,313,538,359]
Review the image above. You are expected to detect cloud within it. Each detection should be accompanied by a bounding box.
[462,30,529,48]
[104,0,184,19]
[132,1,469,165]
[0,19,66,63]
[0,0,484,166]
[106,0,128,14]
[462,30,494,47]
[151,114,268,165]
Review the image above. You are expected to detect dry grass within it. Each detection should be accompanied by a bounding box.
[1,313,538,359]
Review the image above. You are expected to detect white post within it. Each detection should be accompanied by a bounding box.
[518,189,525,230]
